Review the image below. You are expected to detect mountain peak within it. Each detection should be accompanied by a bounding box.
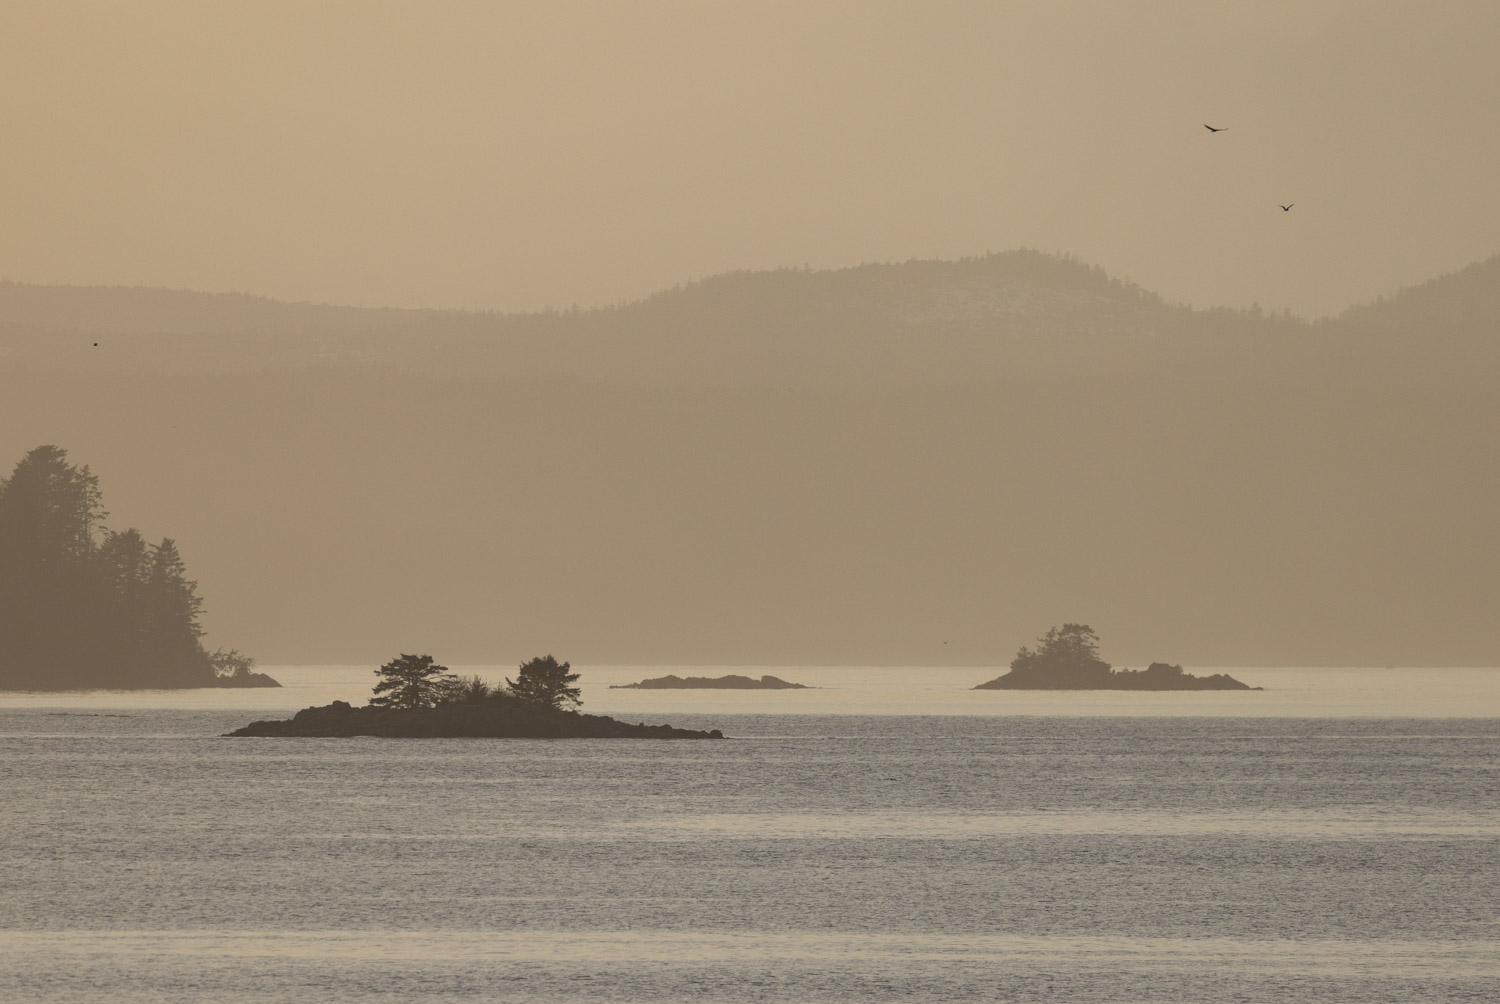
[628,250,1173,327]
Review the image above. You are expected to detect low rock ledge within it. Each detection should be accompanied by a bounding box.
[610,673,810,690]
[226,701,724,739]
[974,661,1261,691]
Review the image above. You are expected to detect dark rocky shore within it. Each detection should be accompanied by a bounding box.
[975,662,1260,691]
[226,701,724,738]
[611,673,809,690]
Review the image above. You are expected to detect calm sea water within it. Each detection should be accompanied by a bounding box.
[2,667,1496,1002]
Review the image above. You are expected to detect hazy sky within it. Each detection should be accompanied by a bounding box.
[3,1,1497,318]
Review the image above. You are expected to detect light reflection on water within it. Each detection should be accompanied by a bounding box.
[7,929,1499,974]
[649,808,1500,840]
[1,695,1497,1002]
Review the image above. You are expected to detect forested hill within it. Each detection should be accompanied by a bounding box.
[4,251,1497,389]
[1,251,1495,667]
[5,252,1200,385]
[0,252,1321,389]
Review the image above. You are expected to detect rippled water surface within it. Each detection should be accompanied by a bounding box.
[2,670,1497,1002]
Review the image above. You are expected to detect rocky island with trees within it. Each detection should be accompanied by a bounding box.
[0,445,277,690]
[229,654,725,738]
[974,624,1259,691]
[611,673,810,689]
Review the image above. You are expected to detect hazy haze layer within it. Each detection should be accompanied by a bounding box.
[3,1,1499,318]
[3,252,1496,667]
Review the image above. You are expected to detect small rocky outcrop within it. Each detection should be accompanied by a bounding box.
[210,670,281,688]
[1110,662,1260,690]
[610,673,810,690]
[974,661,1259,691]
[225,701,724,738]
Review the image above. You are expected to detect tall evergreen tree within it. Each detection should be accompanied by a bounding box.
[90,528,153,681]
[142,538,211,686]
[370,654,454,709]
[507,654,582,710]
[0,446,106,685]
[1004,623,1113,688]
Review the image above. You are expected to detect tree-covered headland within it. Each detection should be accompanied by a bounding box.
[0,445,275,689]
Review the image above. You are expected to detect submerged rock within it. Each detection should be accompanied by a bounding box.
[225,700,724,738]
[610,673,810,690]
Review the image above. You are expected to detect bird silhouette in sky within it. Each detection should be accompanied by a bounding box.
[1280,204,1294,211]
[1204,123,1227,132]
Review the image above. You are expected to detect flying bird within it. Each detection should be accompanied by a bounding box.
[1203,124,1227,132]
[1280,204,1294,211]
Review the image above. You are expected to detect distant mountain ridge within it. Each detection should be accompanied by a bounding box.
[0,279,427,336]
[0,251,1170,332]
[2,250,1496,667]
[4,251,1496,387]
[6,247,1497,337]
[1,252,1235,386]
